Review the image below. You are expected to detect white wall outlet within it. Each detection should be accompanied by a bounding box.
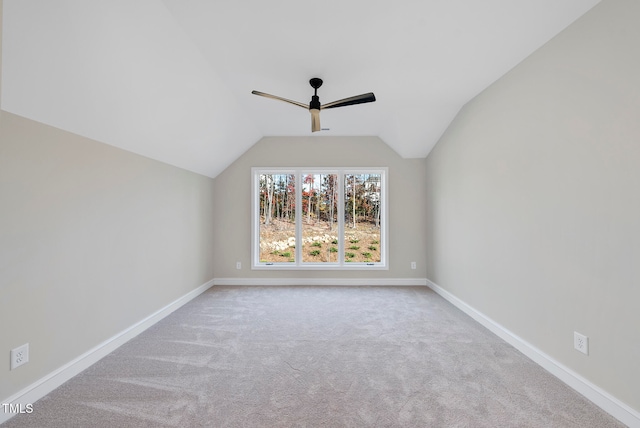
[10,343,29,370]
[574,332,589,355]
[236,261,241,270]
[411,261,416,270]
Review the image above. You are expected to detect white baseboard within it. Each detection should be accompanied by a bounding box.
[0,279,215,425]
[213,277,428,287]
[425,279,640,428]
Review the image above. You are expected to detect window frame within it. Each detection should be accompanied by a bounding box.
[251,167,388,270]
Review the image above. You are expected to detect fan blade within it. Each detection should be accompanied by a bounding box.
[321,92,376,110]
[251,90,308,109]
[310,109,321,132]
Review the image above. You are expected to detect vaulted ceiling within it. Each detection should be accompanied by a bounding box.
[1,0,600,178]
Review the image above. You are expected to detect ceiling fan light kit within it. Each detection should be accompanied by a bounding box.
[252,78,376,132]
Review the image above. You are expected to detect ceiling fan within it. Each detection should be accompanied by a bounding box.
[251,78,376,132]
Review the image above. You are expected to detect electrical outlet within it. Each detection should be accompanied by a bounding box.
[10,343,29,370]
[236,261,241,270]
[574,332,589,355]
[411,261,416,270]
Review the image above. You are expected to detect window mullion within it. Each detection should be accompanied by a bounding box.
[295,172,302,266]
[337,169,345,267]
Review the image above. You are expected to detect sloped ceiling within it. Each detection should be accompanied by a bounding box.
[1,0,600,178]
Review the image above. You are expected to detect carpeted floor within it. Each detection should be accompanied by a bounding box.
[2,286,624,427]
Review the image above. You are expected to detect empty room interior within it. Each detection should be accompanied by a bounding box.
[1,0,639,426]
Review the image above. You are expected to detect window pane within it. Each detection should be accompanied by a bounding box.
[259,173,296,263]
[302,173,339,263]
[344,173,382,263]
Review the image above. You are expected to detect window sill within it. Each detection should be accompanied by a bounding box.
[252,263,388,271]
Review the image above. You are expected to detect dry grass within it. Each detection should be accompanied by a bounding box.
[259,218,381,263]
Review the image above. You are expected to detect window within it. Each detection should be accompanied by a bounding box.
[252,168,388,269]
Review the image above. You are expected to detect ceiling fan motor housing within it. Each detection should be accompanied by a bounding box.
[309,95,321,110]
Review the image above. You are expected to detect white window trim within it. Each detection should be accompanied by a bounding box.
[251,167,388,270]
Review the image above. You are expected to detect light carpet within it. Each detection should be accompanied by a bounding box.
[2,286,624,427]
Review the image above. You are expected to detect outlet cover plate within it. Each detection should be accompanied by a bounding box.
[574,332,589,355]
[10,343,29,370]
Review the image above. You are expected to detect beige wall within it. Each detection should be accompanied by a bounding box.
[1,111,216,399]
[1,0,215,403]
[213,136,428,280]
[425,0,640,413]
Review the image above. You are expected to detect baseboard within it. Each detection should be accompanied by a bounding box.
[213,277,428,287]
[425,279,640,428]
[0,279,215,425]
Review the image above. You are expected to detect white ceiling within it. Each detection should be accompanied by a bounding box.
[1,0,600,178]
